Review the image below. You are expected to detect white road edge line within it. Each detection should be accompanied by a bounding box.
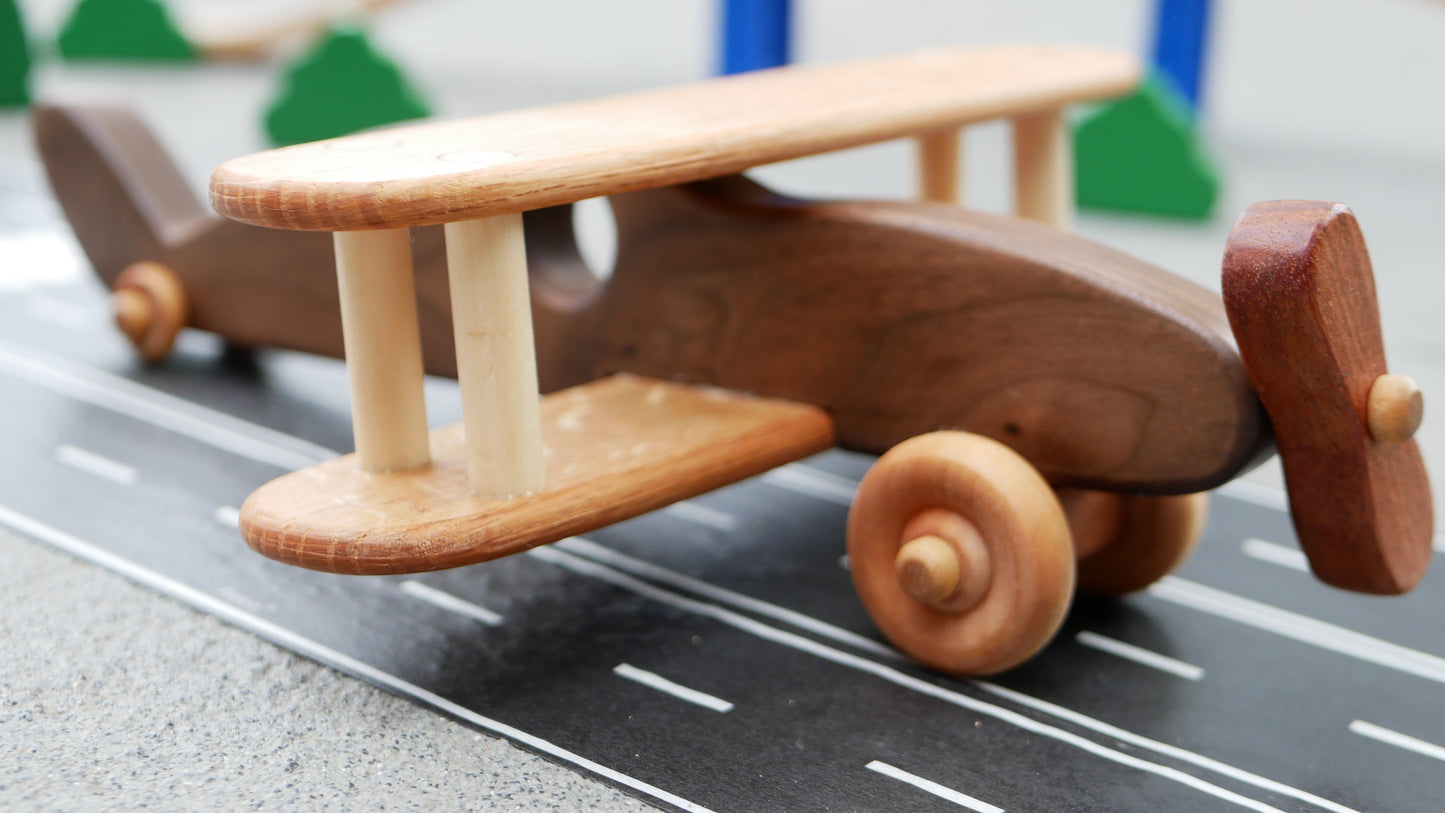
[54,444,137,485]
[613,663,734,713]
[1075,631,1205,681]
[399,580,504,627]
[1348,720,1445,763]
[866,761,1003,813]
[663,500,739,532]
[1150,576,1445,685]
[214,506,241,529]
[555,537,901,661]
[765,464,857,505]
[0,340,335,470]
[0,504,714,813]
[529,545,1348,813]
[1241,538,1309,573]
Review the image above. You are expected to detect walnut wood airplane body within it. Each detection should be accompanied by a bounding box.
[575,178,1269,493]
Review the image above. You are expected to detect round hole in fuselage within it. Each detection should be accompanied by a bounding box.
[572,196,617,280]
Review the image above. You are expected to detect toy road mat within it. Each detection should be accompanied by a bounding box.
[2,178,1443,813]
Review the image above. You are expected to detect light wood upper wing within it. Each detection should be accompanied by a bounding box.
[210,46,1138,231]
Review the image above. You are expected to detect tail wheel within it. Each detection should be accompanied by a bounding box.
[847,431,1074,675]
[1063,489,1209,595]
[112,261,187,363]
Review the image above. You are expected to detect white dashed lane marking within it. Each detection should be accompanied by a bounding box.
[55,444,137,485]
[399,580,504,627]
[613,663,735,713]
[664,499,739,532]
[1241,538,1309,572]
[1349,720,1445,763]
[214,505,241,528]
[866,761,1004,813]
[1076,631,1205,681]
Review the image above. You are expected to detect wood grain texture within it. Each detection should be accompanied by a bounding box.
[1223,201,1433,594]
[584,177,1268,493]
[444,214,546,496]
[847,431,1075,675]
[334,229,431,471]
[240,374,836,574]
[210,46,1139,230]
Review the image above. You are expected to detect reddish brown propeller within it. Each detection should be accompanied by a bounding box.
[1223,200,1432,594]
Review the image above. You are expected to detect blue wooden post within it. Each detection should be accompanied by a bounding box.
[719,0,792,75]
[1150,0,1213,112]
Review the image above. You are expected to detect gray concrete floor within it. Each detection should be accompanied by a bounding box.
[2,0,1443,809]
[0,526,650,811]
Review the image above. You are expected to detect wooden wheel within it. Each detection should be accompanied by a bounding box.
[112,261,187,363]
[1068,490,1208,596]
[847,431,1075,675]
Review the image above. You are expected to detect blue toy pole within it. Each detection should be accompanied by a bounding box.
[1150,0,1213,112]
[719,0,792,75]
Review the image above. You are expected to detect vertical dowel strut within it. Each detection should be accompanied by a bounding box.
[445,213,546,498]
[916,128,962,204]
[333,229,431,471]
[1012,107,1073,229]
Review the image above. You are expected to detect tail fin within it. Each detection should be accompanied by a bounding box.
[32,101,213,283]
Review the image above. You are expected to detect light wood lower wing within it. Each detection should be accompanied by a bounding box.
[240,374,835,575]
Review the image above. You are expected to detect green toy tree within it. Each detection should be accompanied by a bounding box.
[0,0,28,106]
[1074,76,1220,220]
[58,0,194,61]
[265,25,430,146]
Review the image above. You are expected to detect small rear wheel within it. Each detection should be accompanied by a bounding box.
[847,431,1075,675]
[112,261,187,364]
[1068,491,1209,595]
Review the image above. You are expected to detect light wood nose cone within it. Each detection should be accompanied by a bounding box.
[895,534,963,604]
[1368,374,1423,443]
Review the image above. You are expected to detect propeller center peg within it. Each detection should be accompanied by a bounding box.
[1367,374,1423,443]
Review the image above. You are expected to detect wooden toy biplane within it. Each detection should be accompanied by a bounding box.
[40,46,1433,675]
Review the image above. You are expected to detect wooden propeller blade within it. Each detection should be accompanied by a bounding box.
[1223,201,1433,594]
